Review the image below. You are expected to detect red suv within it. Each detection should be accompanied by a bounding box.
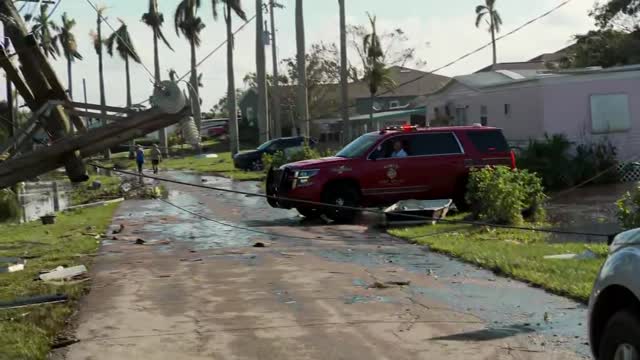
[266,125,515,222]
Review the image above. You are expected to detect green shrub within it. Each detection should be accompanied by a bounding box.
[0,188,21,222]
[573,142,619,185]
[517,134,573,190]
[262,143,333,170]
[518,134,619,190]
[466,166,546,225]
[617,183,640,229]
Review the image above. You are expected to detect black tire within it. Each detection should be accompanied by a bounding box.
[599,309,640,360]
[322,184,360,223]
[251,160,264,171]
[296,207,320,219]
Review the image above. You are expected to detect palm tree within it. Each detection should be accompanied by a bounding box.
[211,0,247,155]
[105,21,141,110]
[106,21,141,159]
[338,0,349,143]
[475,0,502,66]
[143,0,174,156]
[363,14,395,131]
[58,13,82,99]
[175,0,205,134]
[295,0,309,137]
[27,4,60,58]
[90,5,109,159]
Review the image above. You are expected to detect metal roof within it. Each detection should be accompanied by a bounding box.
[313,108,426,124]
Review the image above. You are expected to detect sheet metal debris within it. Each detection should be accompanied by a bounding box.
[383,199,452,226]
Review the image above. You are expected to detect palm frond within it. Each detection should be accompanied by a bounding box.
[475,5,487,14]
[492,10,503,32]
[475,11,487,27]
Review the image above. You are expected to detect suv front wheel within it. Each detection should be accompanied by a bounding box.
[322,184,360,223]
[600,309,640,360]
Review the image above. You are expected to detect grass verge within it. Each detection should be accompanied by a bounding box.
[0,204,118,359]
[388,214,608,303]
[105,152,264,182]
[69,175,122,206]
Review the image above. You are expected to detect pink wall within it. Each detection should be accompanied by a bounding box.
[542,77,640,161]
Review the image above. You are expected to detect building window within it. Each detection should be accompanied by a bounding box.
[389,100,401,109]
[504,104,511,116]
[480,105,488,126]
[591,94,631,133]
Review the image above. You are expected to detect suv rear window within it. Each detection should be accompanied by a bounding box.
[466,130,509,153]
[410,133,462,156]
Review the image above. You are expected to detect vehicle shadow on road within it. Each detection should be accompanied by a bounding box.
[429,323,535,342]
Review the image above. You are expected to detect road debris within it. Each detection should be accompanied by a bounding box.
[135,239,171,246]
[0,257,26,273]
[0,294,68,310]
[369,280,411,289]
[40,265,88,282]
[52,337,80,349]
[253,242,267,248]
[110,224,125,234]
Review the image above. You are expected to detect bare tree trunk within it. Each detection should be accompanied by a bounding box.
[97,13,109,159]
[369,92,374,133]
[189,39,202,142]
[295,0,309,138]
[256,0,269,143]
[269,0,281,138]
[226,6,239,155]
[125,56,131,108]
[66,56,73,100]
[153,26,168,157]
[339,0,349,144]
[490,17,497,66]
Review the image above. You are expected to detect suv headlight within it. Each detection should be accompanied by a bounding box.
[293,169,320,188]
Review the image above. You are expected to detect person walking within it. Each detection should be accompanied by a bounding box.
[135,145,145,174]
[150,144,162,174]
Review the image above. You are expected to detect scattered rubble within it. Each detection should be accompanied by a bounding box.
[0,257,26,273]
[39,265,87,282]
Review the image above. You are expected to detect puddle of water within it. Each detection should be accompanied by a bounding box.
[119,190,270,251]
[344,295,392,305]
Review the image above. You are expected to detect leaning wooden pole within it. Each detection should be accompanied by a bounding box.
[0,0,88,183]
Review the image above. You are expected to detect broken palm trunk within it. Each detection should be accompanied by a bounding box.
[0,0,188,188]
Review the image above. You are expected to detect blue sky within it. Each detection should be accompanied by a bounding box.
[7,0,598,111]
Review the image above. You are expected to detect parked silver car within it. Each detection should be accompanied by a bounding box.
[589,228,640,360]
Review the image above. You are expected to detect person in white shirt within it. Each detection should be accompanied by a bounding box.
[391,140,408,158]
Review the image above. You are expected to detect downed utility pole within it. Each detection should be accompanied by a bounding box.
[0,81,188,188]
[0,0,87,182]
[0,0,190,188]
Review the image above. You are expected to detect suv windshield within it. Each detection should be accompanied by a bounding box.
[336,133,381,158]
[257,139,277,151]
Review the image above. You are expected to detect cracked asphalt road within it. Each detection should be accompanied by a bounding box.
[58,172,590,359]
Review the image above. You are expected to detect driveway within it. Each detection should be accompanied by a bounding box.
[57,172,590,360]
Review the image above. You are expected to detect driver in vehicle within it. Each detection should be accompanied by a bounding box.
[391,140,408,158]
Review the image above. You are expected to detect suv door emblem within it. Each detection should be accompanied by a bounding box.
[385,164,398,180]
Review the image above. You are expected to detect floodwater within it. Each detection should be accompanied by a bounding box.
[546,182,634,243]
[18,181,70,222]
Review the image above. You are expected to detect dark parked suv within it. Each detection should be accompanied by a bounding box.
[266,125,515,221]
[233,137,316,171]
